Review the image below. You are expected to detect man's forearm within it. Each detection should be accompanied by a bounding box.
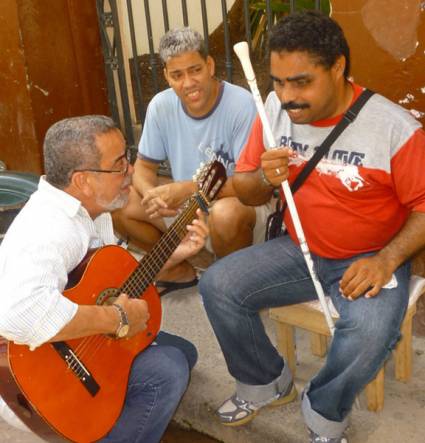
[233,169,274,206]
[133,166,158,196]
[176,180,198,199]
[50,305,119,342]
[162,180,198,209]
[216,177,236,199]
[378,211,425,270]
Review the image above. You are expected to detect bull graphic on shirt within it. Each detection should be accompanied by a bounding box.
[289,154,366,192]
[316,161,366,192]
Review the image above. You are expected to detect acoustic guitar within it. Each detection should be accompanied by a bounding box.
[0,160,226,442]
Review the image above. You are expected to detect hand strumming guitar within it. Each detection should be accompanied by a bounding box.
[113,293,150,338]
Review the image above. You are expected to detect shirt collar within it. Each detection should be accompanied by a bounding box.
[38,176,85,218]
[310,83,363,127]
[180,80,224,120]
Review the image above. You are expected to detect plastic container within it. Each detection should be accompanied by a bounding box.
[0,172,39,241]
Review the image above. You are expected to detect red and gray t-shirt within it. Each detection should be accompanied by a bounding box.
[236,83,425,259]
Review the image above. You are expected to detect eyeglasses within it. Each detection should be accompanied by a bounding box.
[74,149,131,176]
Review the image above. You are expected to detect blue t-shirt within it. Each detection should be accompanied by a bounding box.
[138,81,257,181]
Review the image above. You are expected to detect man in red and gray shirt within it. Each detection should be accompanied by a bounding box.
[200,10,425,443]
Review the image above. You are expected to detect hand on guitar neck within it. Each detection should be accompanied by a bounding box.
[162,209,209,270]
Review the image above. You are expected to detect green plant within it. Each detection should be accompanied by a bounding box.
[249,0,331,54]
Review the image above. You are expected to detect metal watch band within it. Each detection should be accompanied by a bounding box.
[112,303,129,337]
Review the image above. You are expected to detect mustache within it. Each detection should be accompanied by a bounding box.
[281,101,310,111]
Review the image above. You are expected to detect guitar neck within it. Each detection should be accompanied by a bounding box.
[120,192,207,297]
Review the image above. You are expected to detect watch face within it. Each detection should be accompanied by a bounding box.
[118,324,130,338]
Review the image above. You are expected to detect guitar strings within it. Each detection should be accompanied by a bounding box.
[127,203,196,294]
[123,198,201,298]
[69,336,109,375]
[57,167,218,382]
[70,197,204,365]
[74,333,102,358]
[72,202,198,364]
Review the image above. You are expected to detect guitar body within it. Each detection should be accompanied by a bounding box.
[7,245,162,442]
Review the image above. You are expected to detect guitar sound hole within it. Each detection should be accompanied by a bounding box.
[96,287,120,306]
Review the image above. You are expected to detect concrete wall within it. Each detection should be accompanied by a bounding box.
[332,0,425,125]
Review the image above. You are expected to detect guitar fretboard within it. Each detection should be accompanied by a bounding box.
[119,193,205,298]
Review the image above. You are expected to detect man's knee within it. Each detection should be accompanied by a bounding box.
[159,347,190,398]
[155,332,198,371]
[199,259,227,301]
[199,265,217,303]
[209,198,255,233]
[336,305,403,355]
[131,345,189,394]
[199,257,237,311]
[208,198,256,257]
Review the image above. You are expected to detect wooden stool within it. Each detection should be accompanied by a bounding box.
[269,275,425,412]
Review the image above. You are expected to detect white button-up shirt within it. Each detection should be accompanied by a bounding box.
[0,177,117,349]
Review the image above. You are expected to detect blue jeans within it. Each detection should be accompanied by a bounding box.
[199,236,410,438]
[99,332,197,443]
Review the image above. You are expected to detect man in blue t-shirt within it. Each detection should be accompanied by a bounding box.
[113,27,270,286]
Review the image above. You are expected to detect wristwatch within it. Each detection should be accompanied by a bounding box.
[112,303,130,339]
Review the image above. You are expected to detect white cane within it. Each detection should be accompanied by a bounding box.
[234,42,335,335]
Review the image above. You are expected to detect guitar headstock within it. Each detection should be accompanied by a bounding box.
[193,161,227,204]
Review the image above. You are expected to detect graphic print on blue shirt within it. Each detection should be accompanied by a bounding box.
[198,141,236,176]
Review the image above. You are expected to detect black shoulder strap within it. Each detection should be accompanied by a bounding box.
[289,88,374,195]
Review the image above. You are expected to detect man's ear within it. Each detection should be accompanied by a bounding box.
[70,171,94,197]
[163,66,170,85]
[206,55,215,77]
[332,55,346,79]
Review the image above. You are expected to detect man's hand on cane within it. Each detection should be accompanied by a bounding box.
[260,147,292,187]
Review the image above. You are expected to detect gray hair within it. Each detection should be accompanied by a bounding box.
[43,115,118,189]
[159,27,207,63]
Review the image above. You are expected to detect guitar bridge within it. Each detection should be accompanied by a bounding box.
[52,342,100,397]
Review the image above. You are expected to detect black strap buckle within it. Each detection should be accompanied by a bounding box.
[343,108,357,123]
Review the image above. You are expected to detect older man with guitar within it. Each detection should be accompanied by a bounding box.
[0,115,222,443]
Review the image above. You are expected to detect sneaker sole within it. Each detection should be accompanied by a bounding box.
[221,385,298,427]
[269,384,298,407]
